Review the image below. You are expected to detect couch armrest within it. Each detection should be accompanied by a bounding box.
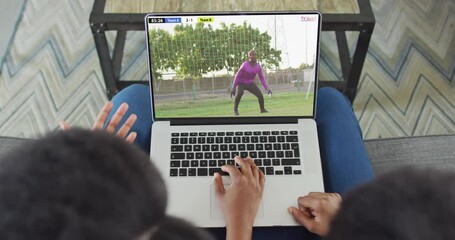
[364,135,455,176]
[0,136,30,156]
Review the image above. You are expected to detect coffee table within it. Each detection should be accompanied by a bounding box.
[90,0,375,102]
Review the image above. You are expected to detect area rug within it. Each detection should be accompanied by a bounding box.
[0,0,453,139]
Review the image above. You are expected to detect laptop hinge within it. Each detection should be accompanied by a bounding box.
[168,117,301,126]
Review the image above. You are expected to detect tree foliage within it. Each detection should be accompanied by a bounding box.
[148,29,173,81]
[218,22,281,74]
[148,22,281,80]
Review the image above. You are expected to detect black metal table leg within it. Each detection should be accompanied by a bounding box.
[345,25,374,102]
[91,23,118,99]
[89,0,375,103]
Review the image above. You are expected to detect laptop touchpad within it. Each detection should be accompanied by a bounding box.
[210,184,264,220]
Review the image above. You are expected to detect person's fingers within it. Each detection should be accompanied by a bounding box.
[252,165,259,182]
[116,114,137,139]
[308,192,329,199]
[105,103,129,133]
[288,206,316,230]
[297,198,314,218]
[246,157,259,180]
[308,192,342,202]
[297,196,320,210]
[221,164,241,179]
[258,168,265,193]
[308,192,324,196]
[300,207,313,218]
[245,156,255,166]
[125,131,137,143]
[234,156,252,176]
[92,102,113,130]
[213,172,225,197]
[58,121,70,131]
[329,192,342,201]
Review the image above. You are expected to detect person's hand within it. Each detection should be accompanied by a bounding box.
[230,89,236,98]
[214,156,265,240]
[288,192,342,236]
[267,89,272,95]
[59,102,137,143]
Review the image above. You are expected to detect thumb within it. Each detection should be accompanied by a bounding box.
[288,206,315,229]
[213,173,225,197]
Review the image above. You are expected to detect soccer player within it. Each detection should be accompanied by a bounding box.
[231,49,272,116]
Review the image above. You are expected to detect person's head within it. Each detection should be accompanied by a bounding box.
[248,49,257,62]
[326,167,455,240]
[0,129,213,240]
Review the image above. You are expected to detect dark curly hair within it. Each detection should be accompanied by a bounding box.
[0,128,169,239]
[326,167,455,240]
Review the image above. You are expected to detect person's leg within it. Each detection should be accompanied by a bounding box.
[234,84,246,115]
[316,87,374,194]
[231,87,373,240]
[245,83,266,112]
[104,86,369,238]
[106,84,152,153]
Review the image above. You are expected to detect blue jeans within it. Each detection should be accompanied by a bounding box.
[107,84,374,239]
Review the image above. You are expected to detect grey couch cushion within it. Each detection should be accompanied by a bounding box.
[365,135,455,176]
[0,136,28,155]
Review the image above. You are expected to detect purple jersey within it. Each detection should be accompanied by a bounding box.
[233,61,269,90]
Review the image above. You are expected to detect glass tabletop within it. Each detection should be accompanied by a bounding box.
[104,0,360,14]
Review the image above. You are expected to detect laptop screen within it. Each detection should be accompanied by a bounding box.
[145,12,321,121]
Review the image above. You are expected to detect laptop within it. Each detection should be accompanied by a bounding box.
[145,11,324,227]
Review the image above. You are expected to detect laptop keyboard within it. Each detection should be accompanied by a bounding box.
[169,130,302,177]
